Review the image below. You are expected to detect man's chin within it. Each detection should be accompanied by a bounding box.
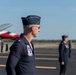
[34,35,38,37]
[34,36,37,37]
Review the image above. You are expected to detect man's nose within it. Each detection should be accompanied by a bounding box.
[38,29,40,32]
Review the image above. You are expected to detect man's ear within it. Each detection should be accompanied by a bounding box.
[31,26,35,31]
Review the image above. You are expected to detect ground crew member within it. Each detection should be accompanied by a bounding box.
[68,40,72,58]
[58,35,69,75]
[5,44,8,51]
[1,39,4,52]
[6,15,41,75]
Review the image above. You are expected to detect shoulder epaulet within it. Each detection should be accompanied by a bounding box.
[60,42,64,45]
[18,39,21,42]
[15,39,22,43]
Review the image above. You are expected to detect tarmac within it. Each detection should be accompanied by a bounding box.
[0,47,76,75]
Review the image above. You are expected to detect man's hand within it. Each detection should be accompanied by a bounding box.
[61,62,64,65]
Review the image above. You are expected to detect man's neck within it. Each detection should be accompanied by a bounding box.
[63,41,67,44]
[24,33,33,43]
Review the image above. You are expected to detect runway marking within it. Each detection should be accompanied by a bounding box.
[0,64,6,67]
[0,52,9,54]
[0,56,8,58]
[0,54,59,58]
[35,51,58,54]
[36,58,58,60]
[36,66,57,69]
[0,56,58,60]
[0,64,56,69]
[36,54,59,56]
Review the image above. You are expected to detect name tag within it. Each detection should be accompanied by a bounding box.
[27,45,33,56]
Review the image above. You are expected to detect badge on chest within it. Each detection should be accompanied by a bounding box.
[27,45,33,56]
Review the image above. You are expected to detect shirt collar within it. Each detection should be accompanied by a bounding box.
[20,33,30,44]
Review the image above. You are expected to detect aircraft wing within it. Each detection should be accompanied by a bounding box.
[0,23,12,31]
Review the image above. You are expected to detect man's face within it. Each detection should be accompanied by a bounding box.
[31,25,40,37]
[64,37,68,42]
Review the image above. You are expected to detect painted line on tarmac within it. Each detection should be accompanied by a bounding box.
[35,51,58,53]
[0,64,6,67]
[0,56,58,60]
[0,64,56,69]
[36,58,58,60]
[0,53,59,58]
[0,52,9,54]
[36,66,57,69]
[36,54,58,56]
[0,56,8,58]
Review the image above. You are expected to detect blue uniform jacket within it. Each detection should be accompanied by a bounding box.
[6,34,35,75]
[59,41,69,63]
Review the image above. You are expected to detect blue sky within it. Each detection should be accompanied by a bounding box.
[0,0,76,40]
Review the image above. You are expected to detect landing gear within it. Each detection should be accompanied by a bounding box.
[0,38,4,52]
[5,44,8,51]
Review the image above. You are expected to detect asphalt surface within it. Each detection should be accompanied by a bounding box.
[0,48,76,75]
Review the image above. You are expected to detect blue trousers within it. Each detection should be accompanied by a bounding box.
[59,63,67,75]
